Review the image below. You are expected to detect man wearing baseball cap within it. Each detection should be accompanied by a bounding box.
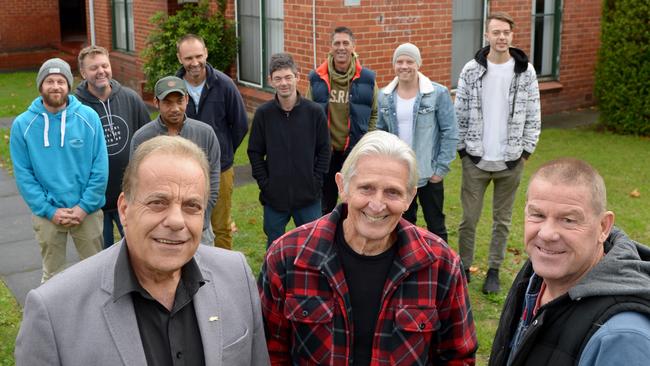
[130,76,220,244]
[10,58,108,282]
[377,43,458,244]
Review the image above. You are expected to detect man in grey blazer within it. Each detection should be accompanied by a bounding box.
[15,136,270,366]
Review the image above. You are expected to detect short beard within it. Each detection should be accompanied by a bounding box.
[42,91,68,110]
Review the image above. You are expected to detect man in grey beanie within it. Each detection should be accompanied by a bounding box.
[377,42,458,245]
[10,58,108,282]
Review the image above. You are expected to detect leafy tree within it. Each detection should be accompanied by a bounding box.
[142,0,237,91]
[595,0,650,135]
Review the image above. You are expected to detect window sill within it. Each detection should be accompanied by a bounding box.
[539,81,563,93]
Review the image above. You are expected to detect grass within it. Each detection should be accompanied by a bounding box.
[2,70,650,363]
[0,72,37,118]
[0,280,20,366]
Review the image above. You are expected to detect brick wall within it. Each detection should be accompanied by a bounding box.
[75,0,601,115]
[0,0,61,52]
[540,0,601,114]
[237,0,601,116]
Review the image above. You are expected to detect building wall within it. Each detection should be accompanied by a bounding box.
[81,0,601,115]
[239,0,602,116]
[540,0,602,114]
[0,0,61,52]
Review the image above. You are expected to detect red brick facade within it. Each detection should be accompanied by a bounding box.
[1,0,601,115]
[0,1,63,70]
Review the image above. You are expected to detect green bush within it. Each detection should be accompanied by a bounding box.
[594,0,650,135]
[141,0,237,91]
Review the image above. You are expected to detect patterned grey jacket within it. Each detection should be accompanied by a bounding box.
[455,46,541,169]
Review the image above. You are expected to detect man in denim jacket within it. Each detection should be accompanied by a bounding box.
[377,43,458,243]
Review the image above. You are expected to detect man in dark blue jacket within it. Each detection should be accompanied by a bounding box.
[176,34,248,250]
[248,53,330,247]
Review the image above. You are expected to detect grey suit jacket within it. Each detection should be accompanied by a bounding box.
[15,240,270,366]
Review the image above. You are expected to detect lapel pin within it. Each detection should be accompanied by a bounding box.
[209,316,220,322]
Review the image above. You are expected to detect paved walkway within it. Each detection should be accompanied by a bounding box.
[0,108,598,306]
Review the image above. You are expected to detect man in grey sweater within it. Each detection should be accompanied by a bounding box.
[131,76,220,245]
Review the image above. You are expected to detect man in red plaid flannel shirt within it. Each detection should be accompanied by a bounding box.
[259,130,477,365]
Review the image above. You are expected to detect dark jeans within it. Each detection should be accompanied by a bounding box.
[264,201,322,248]
[403,180,447,243]
[102,208,124,249]
[322,150,347,215]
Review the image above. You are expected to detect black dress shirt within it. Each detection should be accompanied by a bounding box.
[113,241,207,366]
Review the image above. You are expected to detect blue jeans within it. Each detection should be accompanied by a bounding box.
[102,208,124,249]
[264,201,322,248]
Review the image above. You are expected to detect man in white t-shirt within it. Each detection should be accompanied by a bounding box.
[377,43,458,243]
[454,12,541,294]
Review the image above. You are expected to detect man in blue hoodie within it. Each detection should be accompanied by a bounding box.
[10,58,108,282]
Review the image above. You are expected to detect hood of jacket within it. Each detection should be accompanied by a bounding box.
[474,45,530,74]
[569,227,650,300]
[381,72,434,95]
[27,94,84,147]
[75,79,124,104]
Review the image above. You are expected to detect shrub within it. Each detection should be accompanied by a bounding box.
[141,0,238,91]
[594,0,650,135]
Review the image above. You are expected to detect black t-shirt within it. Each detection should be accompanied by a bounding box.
[335,223,397,366]
[114,242,206,366]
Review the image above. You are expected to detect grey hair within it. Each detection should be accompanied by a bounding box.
[528,157,607,215]
[268,52,297,76]
[122,136,210,203]
[340,130,418,193]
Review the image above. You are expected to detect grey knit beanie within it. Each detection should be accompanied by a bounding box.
[37,58,74,90]
[392,43,422,67]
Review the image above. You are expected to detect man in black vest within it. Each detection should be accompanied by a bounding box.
[489,158,650,366]
[306,26,378,215]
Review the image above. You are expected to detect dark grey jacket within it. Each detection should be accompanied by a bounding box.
[130,116,220,230]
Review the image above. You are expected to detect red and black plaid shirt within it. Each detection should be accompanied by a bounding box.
[259,204,477,365]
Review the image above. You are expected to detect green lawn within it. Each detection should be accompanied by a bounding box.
[0,72,37,118]
[2,68,650,364]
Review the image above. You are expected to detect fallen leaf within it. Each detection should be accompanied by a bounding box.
[507,247,521,256]
[469,266,480,274]
[629,189,641,198]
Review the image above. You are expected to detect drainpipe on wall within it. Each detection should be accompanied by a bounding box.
[312,0,317,69]
[89,0,96,45]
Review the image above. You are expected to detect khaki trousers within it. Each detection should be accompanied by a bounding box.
[458,157,524,269]
[211,166,234,249]
[32,210,103,283]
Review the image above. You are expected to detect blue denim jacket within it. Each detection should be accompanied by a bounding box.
[377,73,458,187]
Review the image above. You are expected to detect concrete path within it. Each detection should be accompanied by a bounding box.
[0,108,598,306]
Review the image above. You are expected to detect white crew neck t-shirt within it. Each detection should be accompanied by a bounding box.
[395,94,416,148]
[478,57,515,171]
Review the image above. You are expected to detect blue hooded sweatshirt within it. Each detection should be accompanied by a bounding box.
[10,94,108,220]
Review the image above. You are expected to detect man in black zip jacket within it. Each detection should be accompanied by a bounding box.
[75,45,150,249]
[248,53,330,247]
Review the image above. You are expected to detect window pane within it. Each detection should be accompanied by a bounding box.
[451,0,484,87]
[114,0,127,50]
[532,0,557,76]
[265,0,284,70]
[127,0,135,51]
[238,0,262,84]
